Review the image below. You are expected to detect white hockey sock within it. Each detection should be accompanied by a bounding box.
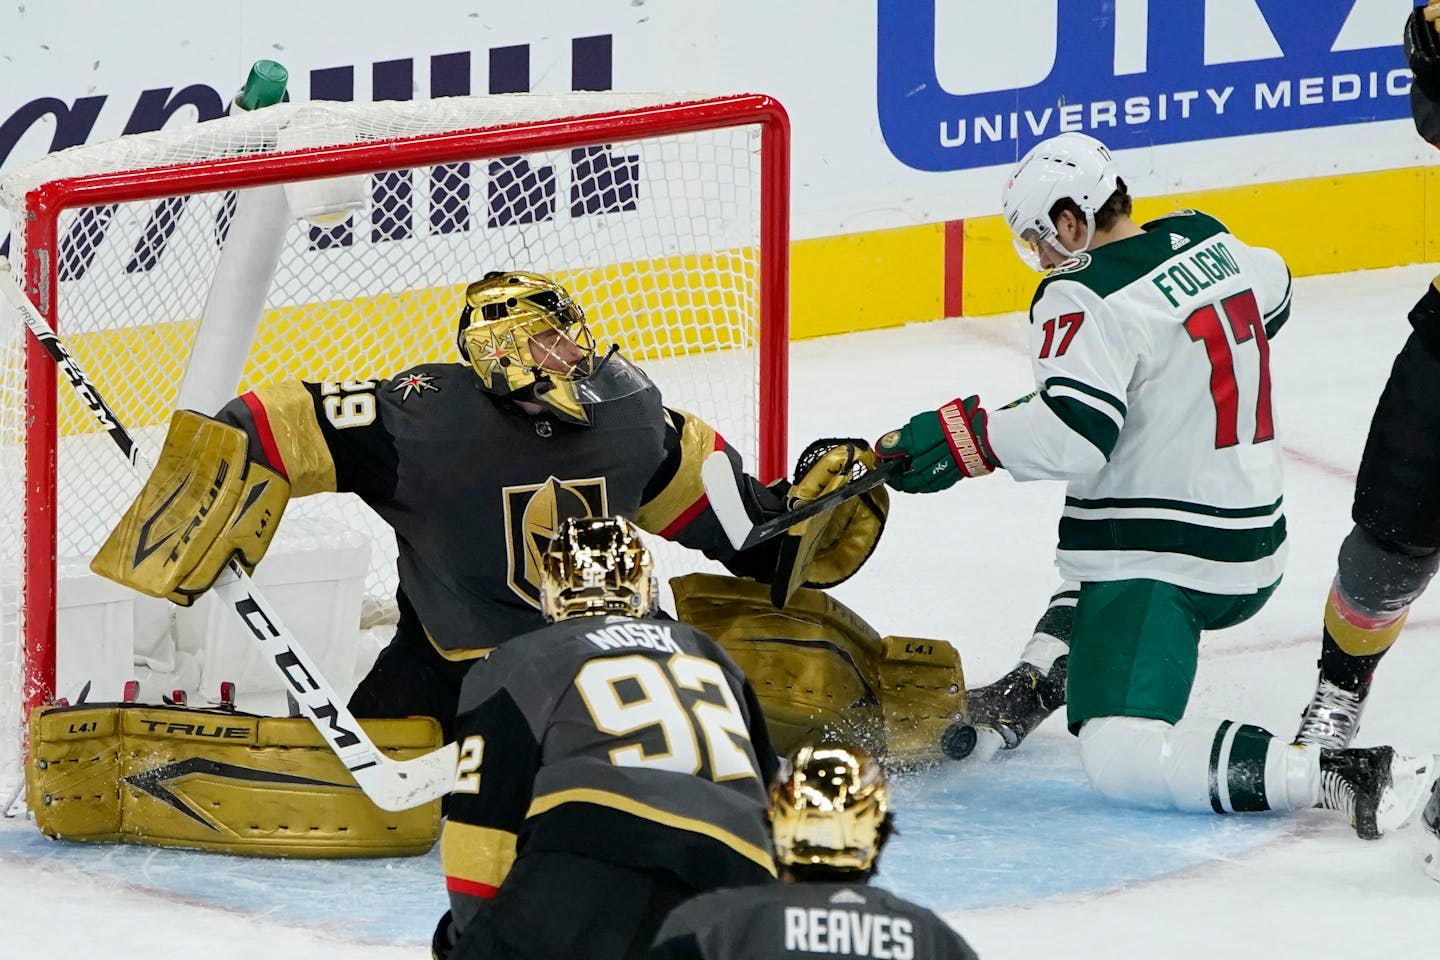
[1019,581,1078,674]
[1079,715,1319,814]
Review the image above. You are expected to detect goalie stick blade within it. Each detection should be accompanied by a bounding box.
[702,450,905,553]
[353,741,459,811]
[702,450,755,550]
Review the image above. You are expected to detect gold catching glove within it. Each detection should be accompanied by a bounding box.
[91,410,290,605]
[771,438,889,607]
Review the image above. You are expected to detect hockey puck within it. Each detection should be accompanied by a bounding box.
[940,720,978,761]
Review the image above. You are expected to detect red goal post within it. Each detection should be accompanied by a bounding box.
[0,91,789,797]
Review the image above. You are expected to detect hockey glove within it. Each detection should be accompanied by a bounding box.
[875,396,998,494]
[1407,4,1440,104]
[91,410,290,605]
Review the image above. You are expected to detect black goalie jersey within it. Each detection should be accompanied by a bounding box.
[213,361,780,658]
[440,613,779,929]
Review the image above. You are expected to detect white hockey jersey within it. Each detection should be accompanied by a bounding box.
[986,210,1293,594]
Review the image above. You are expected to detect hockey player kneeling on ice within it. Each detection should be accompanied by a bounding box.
[25,700,441,857]
[432,517,777,960]
[875,131,1434,837]
[89,270,886,743]
[649,742,978,960]
[669,573,968,766]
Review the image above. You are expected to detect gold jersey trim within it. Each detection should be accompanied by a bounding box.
[632,410,719,536]
[527,786,776,876]
[440,820,519,890]
[249,381,338,497]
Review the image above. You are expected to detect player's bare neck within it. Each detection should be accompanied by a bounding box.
[1089,216,1145,251]
[515,398,545,415]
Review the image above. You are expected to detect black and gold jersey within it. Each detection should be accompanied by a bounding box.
[214,360,781,658]
[440,613,778,935]
[650,882,979,960]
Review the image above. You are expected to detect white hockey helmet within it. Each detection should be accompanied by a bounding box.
[1000,132,1120,270]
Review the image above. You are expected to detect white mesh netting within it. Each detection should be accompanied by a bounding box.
[0,92,784,807]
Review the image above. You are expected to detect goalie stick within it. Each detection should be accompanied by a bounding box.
[1,260,457,812]
[701,450,905,552]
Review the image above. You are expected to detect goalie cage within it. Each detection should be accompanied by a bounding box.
[0,91,790,807]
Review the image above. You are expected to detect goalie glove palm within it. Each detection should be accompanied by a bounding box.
[876,396,998,494]
[91,410,290,605]
[760,439,889,607]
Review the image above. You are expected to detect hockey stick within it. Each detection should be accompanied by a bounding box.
[701,450,905,552]
[1,261,457,812]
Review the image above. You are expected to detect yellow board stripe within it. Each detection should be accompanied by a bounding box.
[527,786,776,876]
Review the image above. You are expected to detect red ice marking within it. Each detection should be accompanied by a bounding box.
[1279,445,1355,484]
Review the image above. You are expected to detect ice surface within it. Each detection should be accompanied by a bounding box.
[4,265,1440,958]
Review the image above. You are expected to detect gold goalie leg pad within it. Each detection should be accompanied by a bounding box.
[876,635,968,766]
[670,573,968,765]
[26,704,441,857]
[671,572,885,756]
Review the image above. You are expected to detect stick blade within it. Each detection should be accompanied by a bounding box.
[701,450,753,550]
[352,741,459,812]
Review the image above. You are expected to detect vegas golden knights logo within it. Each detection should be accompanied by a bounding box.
[503,476,608,606]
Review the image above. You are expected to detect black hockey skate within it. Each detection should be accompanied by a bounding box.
[1315,746,1436,840]
[965,656,1068,751]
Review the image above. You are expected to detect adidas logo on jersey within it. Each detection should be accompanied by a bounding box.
[1170,233,1189,250]
[829,888,869,905]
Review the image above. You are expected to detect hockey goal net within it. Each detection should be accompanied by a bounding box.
[0,92,789,805]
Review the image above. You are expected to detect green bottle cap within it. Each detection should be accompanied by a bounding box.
[235,60,289,112]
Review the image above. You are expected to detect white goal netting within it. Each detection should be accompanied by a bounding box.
[0,92,788,807]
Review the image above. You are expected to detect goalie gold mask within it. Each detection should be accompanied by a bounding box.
[540,516,658,621]
[456,271,599,424]
[770,743,891,874]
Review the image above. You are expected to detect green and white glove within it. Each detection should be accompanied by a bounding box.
[875,396,999,494]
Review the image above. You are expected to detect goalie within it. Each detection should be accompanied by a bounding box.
[90,270,888,741]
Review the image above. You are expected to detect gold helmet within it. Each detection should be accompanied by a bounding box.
[456,271,598,423]
[770,743,891,874]
[540,516,657,622]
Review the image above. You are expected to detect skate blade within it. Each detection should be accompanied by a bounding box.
[1377,753,1440,835]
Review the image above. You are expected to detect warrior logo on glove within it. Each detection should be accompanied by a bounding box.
[875,396,999,495]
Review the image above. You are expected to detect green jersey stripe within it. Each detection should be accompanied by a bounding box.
[1064,495,1284,519]
[1264,277,1292,339]
[1041,392,1120,460]
[1057,514,1287,563]
[1226,724,1273,813]
[1044,376,1127,419]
